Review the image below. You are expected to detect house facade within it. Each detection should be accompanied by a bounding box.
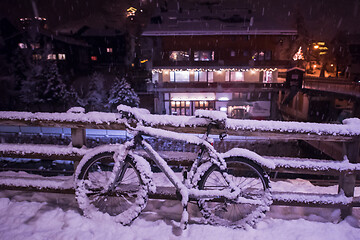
[141,0,298,119]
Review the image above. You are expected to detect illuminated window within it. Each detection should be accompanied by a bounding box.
[195,71,207,82]
[169,51,190,61]
[263,71,273,83]
[229,71,244,81]
[32,54,42,60]
[232,93,247,100]
[152,72,159,83]
[106,48,113,53]
[170,71,189,82]
[258,51,265,61]
[170,101,191,116]
[194,51,214,61]
[91,56,97,61]
[47,54,56,60]
[230,50,236,57]
[58,54,66,60]
[207,71,213,83]
[194,101,215,111]
[30,43,40,50]
[18,43,27,49]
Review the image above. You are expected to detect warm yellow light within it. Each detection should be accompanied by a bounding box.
[127,7,137,17]
[313,65,317,68]
[330,64,334,67]
[314,45,319,49]
[127,7,137,12]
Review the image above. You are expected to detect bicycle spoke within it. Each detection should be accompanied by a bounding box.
[76,151,148,222]
[197,159,270,228]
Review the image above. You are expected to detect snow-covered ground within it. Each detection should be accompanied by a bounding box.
[1,175,360,240]
[0,190,359,240]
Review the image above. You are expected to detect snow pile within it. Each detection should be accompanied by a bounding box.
[0,111,126,125]
[268,157,360,172]
[221,148,276,169]
[343,118,360,125]
[0,171,73,190]
[226,118,360,136]
[66,107,85,114]
[0,143,87,157]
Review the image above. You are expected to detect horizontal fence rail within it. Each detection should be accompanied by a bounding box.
[0,110,360,218]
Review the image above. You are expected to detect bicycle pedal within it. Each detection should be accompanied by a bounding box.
[183,171,188,179]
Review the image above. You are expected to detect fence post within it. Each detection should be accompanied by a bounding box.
[339,136,360,219]
[71,128,86,171]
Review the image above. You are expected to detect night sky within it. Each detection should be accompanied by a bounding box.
[1,0,359,41]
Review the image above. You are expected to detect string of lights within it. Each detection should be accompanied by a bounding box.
[152,68,278,74]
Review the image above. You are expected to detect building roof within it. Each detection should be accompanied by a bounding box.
[77,26,124,37]
[287,67,305,72]
[38,28,90,47]
[142,0,297,37]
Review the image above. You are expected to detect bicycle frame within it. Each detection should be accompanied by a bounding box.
[122,123,260,205]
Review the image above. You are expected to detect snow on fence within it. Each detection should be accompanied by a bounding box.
[0,110,360,218]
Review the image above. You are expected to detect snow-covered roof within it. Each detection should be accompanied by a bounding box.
[286,67,305,72]
[78,26,124,37]
[142,0,297,37]
[38,28,90,47]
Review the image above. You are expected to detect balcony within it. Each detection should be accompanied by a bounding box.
[149,81,285,92]
[152,59,293,69]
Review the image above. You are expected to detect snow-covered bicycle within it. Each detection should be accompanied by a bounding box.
[75,105,274,229]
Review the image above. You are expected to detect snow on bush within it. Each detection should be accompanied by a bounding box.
[108,78,140,111]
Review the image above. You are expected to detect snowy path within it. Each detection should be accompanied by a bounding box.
[0,190,360,240]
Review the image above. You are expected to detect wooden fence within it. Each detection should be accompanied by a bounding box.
[0,110,359,218]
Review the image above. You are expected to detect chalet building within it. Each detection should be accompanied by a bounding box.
[141,0,298,119]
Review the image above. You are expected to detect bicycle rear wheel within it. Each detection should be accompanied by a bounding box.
[197,158,271,228]
[75,151,148,225]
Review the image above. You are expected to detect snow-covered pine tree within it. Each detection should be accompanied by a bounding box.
[17,48,80,112]
[38,60,80,111]
[84,72,107,111]
[18,52,44,110]
[107,77,139,112]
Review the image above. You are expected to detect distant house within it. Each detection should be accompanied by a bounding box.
[74,26,128,71]
[141,0,298,119]
[1,17,90,75]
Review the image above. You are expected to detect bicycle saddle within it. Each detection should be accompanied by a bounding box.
[194,109,227,128]
[117,104,150,120]
[194,109,227,121]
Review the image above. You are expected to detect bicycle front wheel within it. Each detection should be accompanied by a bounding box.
[197,158,271,228]
[75,151,148,225]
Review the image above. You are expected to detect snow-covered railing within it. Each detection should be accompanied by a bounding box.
[0,109,360,218]
[0,110,360,141]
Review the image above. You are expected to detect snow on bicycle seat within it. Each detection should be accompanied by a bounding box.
[117,104,150,120]
[194,109,227,122]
